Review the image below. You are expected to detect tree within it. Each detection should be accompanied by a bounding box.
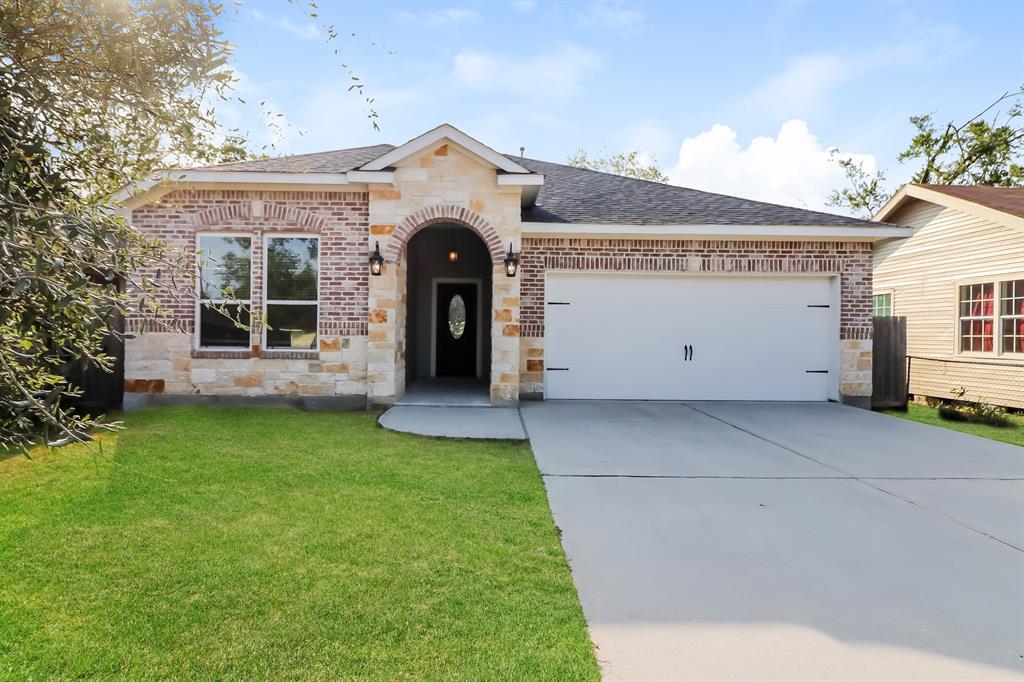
[0,0,239,449]
[0,0,352,450]
[567,149,669,183]
[829,88,1024,217]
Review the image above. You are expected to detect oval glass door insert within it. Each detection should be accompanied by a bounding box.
[448,294,466,339]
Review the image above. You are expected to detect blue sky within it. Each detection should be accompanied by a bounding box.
[218,0,1024,213]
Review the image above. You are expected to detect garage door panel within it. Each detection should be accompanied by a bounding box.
[545,273,835,401]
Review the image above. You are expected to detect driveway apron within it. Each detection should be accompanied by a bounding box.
[521,400,1024,682]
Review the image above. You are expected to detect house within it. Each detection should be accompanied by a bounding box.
[118,124,910,409]
[873,184,1024,409]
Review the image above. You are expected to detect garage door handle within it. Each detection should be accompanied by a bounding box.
[683,344,693,362]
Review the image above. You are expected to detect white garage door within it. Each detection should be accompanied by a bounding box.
[544,273,837,401]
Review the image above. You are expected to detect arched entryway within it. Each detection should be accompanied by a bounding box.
[404,223,492,402]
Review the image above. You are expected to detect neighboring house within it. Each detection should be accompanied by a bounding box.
[873,184,1024,409]
[118,124,910,409]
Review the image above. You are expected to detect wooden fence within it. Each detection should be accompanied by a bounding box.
[871,316,907,410]
[64,310,125,414]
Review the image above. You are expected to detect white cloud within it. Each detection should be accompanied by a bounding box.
[398,7,480,29]
[576,1,645,36]
[248,10,321,42]
[452,45,600,100]
[666,119,876,214]
[745,53,849,119]
[510,0,537,11]
[744,24,965,120]
[296,83,421,150]
[617,121,675,166]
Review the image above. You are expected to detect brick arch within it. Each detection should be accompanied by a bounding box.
[189,202,250,227]
[385,204,506,264]
[189,202,326,230]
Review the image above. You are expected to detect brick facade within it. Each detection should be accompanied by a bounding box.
[518,237,874,403]
[122,145,875,408]
[130,189,369,337]
[124,189,370,402]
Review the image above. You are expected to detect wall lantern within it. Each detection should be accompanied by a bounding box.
[369,241,384,276]
[503,242,519,278]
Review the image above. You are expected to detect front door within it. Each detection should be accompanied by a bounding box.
[435,281,478,378]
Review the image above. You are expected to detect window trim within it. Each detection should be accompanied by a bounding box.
[954,275,1024,358]
[194,232,253,351]
[999,278,1024,356]
[262,233,321,352]
[872,290,893,317]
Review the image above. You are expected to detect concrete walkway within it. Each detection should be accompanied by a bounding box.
[523,400,1024,682]
[378,405,526,440]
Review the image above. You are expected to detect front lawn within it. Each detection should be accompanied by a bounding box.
[885,403,1024,447]
[0,407,598,680]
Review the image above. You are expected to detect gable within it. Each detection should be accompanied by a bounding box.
[358,124,531,174]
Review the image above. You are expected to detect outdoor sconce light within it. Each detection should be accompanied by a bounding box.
[503,242,519,277]
[369,241,384,276]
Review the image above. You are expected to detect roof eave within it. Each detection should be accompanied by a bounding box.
[520,222,914,241]
[875,183,1024,229]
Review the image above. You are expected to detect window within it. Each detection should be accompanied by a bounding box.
[448,294,466,339]
[872,293,892,317]
[265,236,319,350]
[958,283,994,352]
[196,235,251,348]
[1001,279,1024,354]
[957,279,1024,355]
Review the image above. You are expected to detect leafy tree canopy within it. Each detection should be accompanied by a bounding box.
[0,0,288,449]
[567,148,669,183]
[829,88,1024,217]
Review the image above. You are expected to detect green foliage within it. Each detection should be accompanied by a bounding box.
[941,387,1014,427]
[902,89,1024,186]
[827,151,890,217]
[567,148,669,183]
[886,403,1024,446]
[0,407,600,679]
[829,88,1024,217]
[0,0,235,449]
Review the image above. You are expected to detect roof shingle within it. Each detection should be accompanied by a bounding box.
[189,143,886,228]
[917,184,1024,219]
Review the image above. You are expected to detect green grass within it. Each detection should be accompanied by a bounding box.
[884,403,1024,447]
[0,407,598,680]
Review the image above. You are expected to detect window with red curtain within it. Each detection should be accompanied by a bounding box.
[959,283,994,352]
[1001,279,1024,354]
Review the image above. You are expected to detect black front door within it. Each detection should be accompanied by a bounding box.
[435,282,477,377]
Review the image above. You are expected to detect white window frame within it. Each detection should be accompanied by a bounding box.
[194,232,253,351]
[872,290,893,317]
[998,278,1024,357]
[262,233,321,352]
[955,276,1024,358]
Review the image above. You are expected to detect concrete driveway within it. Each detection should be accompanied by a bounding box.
[521,401,1024,681]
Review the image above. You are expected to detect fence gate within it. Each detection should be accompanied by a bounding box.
[872,316,907,409]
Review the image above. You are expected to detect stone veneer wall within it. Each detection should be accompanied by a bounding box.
[364,143,523,405]
[124,189,370,403]
[518,238,874,403]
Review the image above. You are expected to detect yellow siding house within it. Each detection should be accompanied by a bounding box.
[874,184,1024,408]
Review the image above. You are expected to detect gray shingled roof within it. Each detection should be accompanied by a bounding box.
[511,156,883,227]
[192,144,884,228]
[196,144,396,173]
